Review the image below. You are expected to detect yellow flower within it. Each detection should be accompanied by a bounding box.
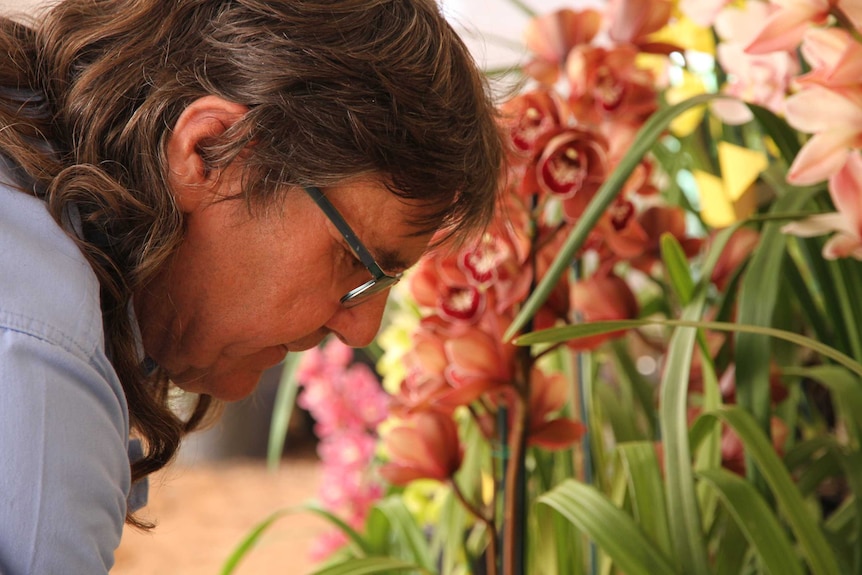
[693,141,768,228]
[650,14,715,54]
[665,69,708,137]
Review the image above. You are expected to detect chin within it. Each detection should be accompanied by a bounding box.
[172,367,266,402]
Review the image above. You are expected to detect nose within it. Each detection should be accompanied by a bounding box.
[324,291,390,348]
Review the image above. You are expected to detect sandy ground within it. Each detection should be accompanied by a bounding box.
[112,452,327,575]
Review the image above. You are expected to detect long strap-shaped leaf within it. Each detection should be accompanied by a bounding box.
[697,468,805,575]
[503,93,723,342]
[696,406,842,575]
[538,479,677,575]
[310,557,433,575]
[514,319,862,379]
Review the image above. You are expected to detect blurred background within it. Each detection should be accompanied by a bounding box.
[0,0,566,572]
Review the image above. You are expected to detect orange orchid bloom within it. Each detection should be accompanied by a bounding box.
[441,325,517,408]
[499,89,568,159]
[568,269,639,350]
[379,410,464,486]
[606,0,679,54]
[523,8,602,85]
[784,85,862,185]
[565,45,659,127]
[527,369,585,450]
[523,126,610,220]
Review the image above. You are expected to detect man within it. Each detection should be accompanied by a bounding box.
[0,0,503,571]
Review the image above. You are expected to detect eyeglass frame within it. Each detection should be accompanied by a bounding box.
[304,185,402,308]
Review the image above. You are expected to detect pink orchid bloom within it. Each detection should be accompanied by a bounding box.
[782,151,862,259]
[379,410,464,486]
[784,86,862,185]
[797,28,862,90]
[679,0,732,27]
[745,0,832,55]
[523,8,602,84]
[710,2,799,125]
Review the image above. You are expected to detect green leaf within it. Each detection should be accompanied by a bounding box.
[504,93,727,341]
[698,406,842,575]
[267,352,304,471]
[220,502,373,574]
[514,318,862,379]
[746,104,801,166]
[538,479,677,575]
[310,557,432,575]
[783,365,862,445]
[735,189,819,447]
[365,496,435,571]
[660,232,696,306]
[697,468,805,575]
[658,297,710,575]
[220,509,290,575]
[616,442,673,560]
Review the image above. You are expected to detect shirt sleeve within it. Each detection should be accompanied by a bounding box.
[0,326,130,575]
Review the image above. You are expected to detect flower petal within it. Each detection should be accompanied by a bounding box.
[785,86,862,133]
[787,131,854,185]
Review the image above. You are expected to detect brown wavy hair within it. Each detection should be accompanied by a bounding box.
[0,0,503,526]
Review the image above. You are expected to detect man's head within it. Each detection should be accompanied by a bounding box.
[38,0,504,399]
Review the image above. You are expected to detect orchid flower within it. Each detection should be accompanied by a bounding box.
[784,86,862,186]
[745,0,832,55]
[522,8,601,85]
[797,27,862,90]
[379,410,464,486]
[782,150,862,260]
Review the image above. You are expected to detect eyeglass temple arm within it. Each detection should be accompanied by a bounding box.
[303,186,382,274]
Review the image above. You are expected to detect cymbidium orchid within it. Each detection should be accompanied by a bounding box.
[379,410,464,486]
[745,0,858,55]
[522,8,602,85]
[782,150,862,259]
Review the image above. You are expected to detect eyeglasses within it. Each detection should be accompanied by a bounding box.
[304,185,402,308]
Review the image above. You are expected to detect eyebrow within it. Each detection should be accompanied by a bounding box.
[371,246,411,273]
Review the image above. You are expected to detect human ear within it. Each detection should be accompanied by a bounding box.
[165,95,249,213]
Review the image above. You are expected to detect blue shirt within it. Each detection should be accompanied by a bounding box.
[0,165,140,573]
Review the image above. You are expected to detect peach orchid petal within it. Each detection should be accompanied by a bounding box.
[830,150,862,234]
[524,8,601,64]
[787,131,855,185]
[781,213,852,238]
[798,28,862,88]
[823,233,862,259]
[785,86,862,134]
[745,0,830,55]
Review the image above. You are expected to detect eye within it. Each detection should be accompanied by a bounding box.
[341,242,367,273]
